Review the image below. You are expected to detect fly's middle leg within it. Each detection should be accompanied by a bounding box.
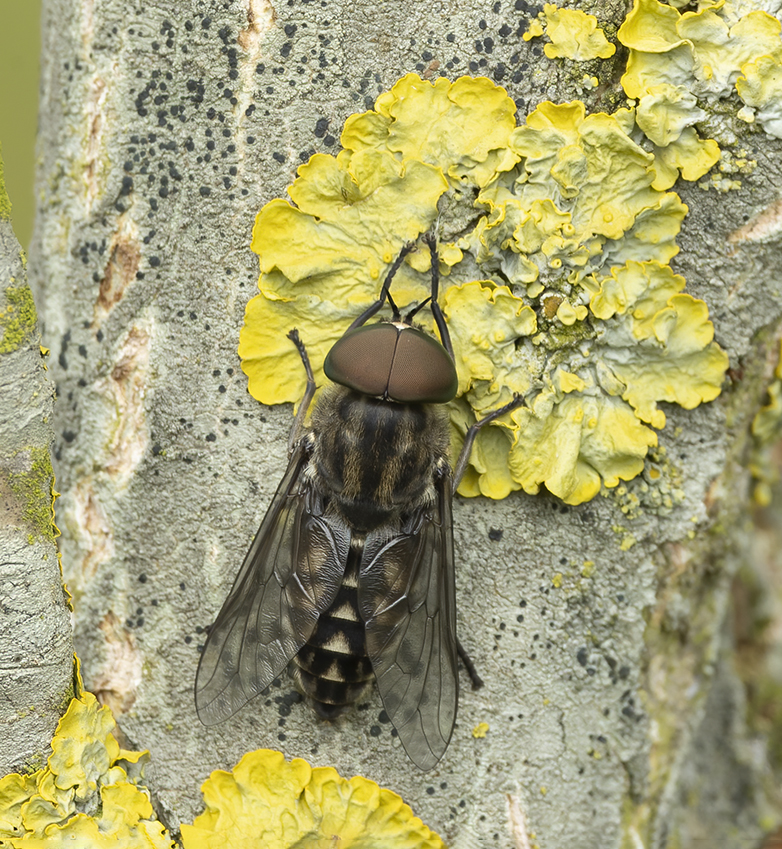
[286,329,318,453]
[452,392,527,690]
[452,393,527,493]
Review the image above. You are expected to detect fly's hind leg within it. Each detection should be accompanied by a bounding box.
[457,639,484,690]
[286,329,318,453]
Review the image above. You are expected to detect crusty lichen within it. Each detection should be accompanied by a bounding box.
[0,692,172,848]
[0,286,38,354]
[5,446,59,542]
[241,73,728,505]
[180,748,445,849]
[0,146,11,222]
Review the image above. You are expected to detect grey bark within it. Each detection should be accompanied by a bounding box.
[25,0,782,846]
[0,206,74,774]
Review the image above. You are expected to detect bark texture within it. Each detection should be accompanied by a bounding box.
[26,0,782,845]
[0,188,74,774]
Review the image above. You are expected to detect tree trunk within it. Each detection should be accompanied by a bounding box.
[24,0,782,846]
[0,168,74,775]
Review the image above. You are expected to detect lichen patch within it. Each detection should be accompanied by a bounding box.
[0,692,171,847]
[241,74,728,504]
[180,749,445,849]
[523,4,617,61]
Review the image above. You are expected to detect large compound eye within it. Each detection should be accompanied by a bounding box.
[324,324,458,404]
[324,325,398,398]
[387,327,457,403]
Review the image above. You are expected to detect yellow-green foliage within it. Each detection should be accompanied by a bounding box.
[0,286,38,354]
[180,748,445,849]
[523,4,616,60]
[241,74,729,504]
[0,693,172,848]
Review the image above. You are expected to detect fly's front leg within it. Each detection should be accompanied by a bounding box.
[346,241,417,331]
[286,329,317,453]
[422,232,454,361]
[452,393,527,493]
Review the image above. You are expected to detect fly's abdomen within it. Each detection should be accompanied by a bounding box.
[290,542,373,718]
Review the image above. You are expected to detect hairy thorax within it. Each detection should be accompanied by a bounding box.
[308,387,450,531]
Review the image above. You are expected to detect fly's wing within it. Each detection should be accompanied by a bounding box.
[195,443,350,726]
[359,471,458,771]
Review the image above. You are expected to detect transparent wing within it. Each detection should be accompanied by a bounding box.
[359,471,458,771]
[195,444,350,725]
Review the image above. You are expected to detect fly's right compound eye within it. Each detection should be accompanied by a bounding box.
[324,324,458,404]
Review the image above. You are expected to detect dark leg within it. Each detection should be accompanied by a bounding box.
[347,241,416,331]
[458,638,484,689]
[452,394,527,493]
[453,395,526,692]
[286,329,317,453]
[422,232,454,360]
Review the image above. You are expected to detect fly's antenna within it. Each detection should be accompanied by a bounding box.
[386,290,402,322]
[347,241,415,331]
[404,296,432,323]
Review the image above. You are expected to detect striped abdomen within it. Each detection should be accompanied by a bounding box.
[289,537,373,718]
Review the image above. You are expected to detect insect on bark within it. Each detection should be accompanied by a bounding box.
[195,234,523,770]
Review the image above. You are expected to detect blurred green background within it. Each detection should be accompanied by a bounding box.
[0,0,42,247]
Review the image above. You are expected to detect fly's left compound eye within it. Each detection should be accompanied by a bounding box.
[324,324,457,404]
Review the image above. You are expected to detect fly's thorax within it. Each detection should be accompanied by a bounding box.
[309,386,450,531]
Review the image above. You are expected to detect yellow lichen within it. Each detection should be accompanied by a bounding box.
[0,693,171,848]
[509,389,658,503]
[341,73,519,188]
[442,281,537,403]
[619,0,782,142]
[736,55,782,137]
[0,286,38,354]
[524,5,616,60]
[472,723,490,738]
[180,749,445,849]
[751,338,782,505]
[650,128,721,191]
[0,146,11,221]
[241,75,728,505]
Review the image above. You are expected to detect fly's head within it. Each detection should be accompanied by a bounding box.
[323,235,458,406]
[323,322,457,405]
